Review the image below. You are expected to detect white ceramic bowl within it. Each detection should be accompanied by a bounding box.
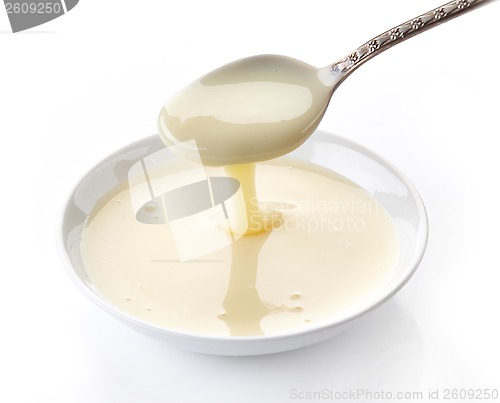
[59,130,427,356]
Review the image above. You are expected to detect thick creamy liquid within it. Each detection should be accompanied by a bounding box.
[158,55,334,235]
[81,160,399,337]
[223,163,282,235]
[158,55,332,166]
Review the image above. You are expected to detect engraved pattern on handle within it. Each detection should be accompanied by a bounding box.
[331,0,488,79]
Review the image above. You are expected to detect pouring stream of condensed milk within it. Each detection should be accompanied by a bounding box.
[158,0,489,235]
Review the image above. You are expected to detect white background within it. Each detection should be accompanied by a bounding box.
[1,0,499,402]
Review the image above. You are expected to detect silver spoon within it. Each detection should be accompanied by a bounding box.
[158,0,492,166]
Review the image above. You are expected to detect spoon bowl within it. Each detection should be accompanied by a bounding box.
[158,0,490,166]
[158,54,332,166]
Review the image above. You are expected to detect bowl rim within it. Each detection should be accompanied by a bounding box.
[57,131,428,346]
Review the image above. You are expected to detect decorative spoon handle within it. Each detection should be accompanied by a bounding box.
[329,0,491,87]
